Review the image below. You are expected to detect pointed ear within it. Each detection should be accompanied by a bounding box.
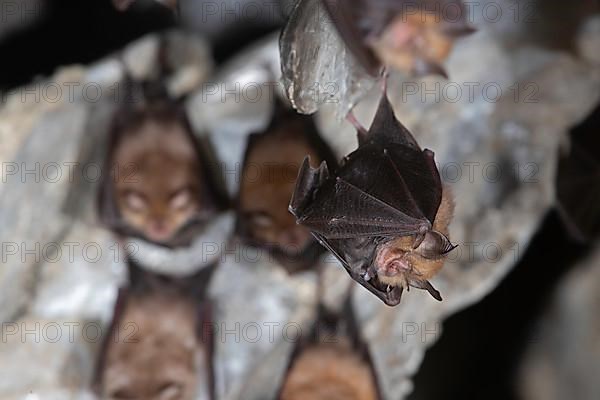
[289,157,328,217]
[367,93,420,149]
[417,230,457,259]
[410,279,442,301]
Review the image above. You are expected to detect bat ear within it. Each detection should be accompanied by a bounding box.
[417,230,457,259]
[289,157,328,217]
[367,93,420,149]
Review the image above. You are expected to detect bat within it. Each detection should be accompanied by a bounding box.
[278,298,381,400]
[237,105,338,272]
[320,0,474,77]
[98,100,226,247]
[95,263,215,400]
[289,90,456,306]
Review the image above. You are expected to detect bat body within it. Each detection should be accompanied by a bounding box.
[279,301,380,400]
[237,106,337,272]
[321,0,474,76]
[279,341,379,400]
[96,264,216,400]
[99,101,225,248]
[289,93,455,305]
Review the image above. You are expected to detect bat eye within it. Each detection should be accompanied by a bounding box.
[157,381,183,400]
[123,191,147,212]
[417,231,456,259]
[110,387,136,399]
[247,212,274,228]
[169,188,192,210]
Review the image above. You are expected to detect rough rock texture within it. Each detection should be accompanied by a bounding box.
[518,242,600,400]
[209,248,323,400]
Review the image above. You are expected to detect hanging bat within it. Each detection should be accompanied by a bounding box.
[95,263,216,400]
[237,105,338,272]
[320,0,474,77]
[98,100,226,247]
[289,92,456,306]
[278,296,381,400]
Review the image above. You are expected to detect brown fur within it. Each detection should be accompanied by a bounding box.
[101,292,200,400]
[112,118,202,244]
[279,341,378,400]
[239,120,321,255]
[378,185,455,286]
[371,13,454,73]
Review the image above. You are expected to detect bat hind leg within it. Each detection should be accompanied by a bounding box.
[346,111,368,143]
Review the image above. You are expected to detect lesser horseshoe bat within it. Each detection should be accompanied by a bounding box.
[95,263,215,400]
[321,0,474,77]
[99,100,225,247]
[279,301,381,400]
[289,92,456,306]
[237,105,338,271]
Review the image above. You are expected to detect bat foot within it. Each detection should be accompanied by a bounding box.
[380,69,389,93]
[346,111,368,141]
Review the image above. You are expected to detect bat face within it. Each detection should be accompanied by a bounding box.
[112,118,202,244]
[238,113,335,270]
[279,341,378,400]
[101,293,200,400]
[290,94,455,305]
[321,0,474,76]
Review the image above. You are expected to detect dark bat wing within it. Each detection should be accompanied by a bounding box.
[295,142,441,238]
[313,232,403,306]
[363,92,420,149]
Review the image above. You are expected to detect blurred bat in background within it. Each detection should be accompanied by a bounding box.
[278,299,380,400]
[96,264,215,400]
[321,0,474,77]
[98,100,225,247]
[289,91,456,306]
[237,105,338,272]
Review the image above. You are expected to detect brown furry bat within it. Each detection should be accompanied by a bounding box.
[290,90,456,305]
[99,101,226,247]
[96,264,215,400]
[321,0,475,76]
[237,106,337,272]
[278,300,381,400]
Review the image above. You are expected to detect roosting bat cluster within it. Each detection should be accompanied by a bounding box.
[95,1,472,398]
